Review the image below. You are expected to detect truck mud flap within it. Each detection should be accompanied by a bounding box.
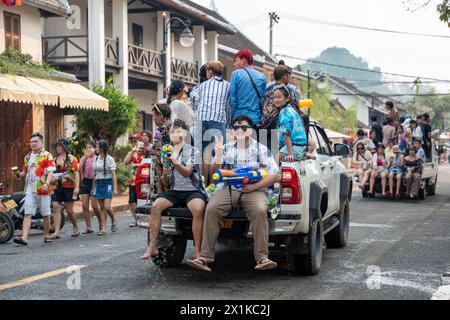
[339,173,352,204]
[309,181,327,225]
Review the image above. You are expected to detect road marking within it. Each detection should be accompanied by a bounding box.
[0,265,87,291]
[350,222,394,228]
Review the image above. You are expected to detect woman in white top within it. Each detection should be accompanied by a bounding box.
[92,140,118,236]
[167,80,194,131]
[409,120,423,144]
[353,142,373,192]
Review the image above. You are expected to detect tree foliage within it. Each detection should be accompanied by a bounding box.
[413,89,450,130]
[300,80,357,134]
[0,47,55,78]
[74,77,139,151]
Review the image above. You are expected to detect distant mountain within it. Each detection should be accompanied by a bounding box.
[297,47,396,97]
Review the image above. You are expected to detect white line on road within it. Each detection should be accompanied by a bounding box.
[350,222,394,228]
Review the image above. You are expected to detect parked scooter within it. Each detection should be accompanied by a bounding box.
[0,183,65,243]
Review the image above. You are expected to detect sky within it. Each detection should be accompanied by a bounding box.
[193,0,450,93]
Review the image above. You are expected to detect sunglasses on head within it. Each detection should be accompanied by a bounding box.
[233,125,251,132]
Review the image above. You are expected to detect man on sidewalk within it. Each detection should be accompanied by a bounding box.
[187,116,280,272]
[229,49,267,129]
[13,132,56,245]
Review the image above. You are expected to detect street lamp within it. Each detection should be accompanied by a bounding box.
[162,14,195,88]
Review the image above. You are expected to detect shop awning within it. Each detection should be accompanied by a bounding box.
[0,74,109,111]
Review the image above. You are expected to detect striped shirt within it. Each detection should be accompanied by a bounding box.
[195,76,230,124]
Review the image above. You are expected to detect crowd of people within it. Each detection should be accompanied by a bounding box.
[353,102,433,200]
[12,49,312,273]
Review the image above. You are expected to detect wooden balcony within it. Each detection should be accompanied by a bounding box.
[42,35,199,84]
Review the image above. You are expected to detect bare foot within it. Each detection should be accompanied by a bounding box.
[140,247,158,260]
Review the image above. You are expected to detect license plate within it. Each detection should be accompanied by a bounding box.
[220,219,233,229]
[3,199,18,210]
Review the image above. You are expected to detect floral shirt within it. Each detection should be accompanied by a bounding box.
[23,150,56,196]
[54,154,79,189]
[149,120,172,159]
[277,104,307,148]
[129,150,144,186]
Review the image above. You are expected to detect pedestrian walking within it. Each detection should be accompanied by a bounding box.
[51,138,81,239]
[92,140,118,236]
[13,132,56,245]
[79,141,102,234]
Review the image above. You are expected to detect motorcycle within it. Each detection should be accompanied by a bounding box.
[0,183,65,244]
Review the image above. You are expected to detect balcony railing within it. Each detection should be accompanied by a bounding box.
[128,44,163,77]
[171,58,199,84]
[43,35,199,84]
[42,35,88,64]
[105,37,119,66]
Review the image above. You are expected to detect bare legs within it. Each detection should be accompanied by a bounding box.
[80,194,101,232]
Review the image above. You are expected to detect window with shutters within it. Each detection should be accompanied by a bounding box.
[4,11,21,52]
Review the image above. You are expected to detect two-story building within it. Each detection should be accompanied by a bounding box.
[41,0,236,132]
[0,0,108,193]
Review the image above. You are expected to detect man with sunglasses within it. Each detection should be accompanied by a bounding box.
[187,116,281,272]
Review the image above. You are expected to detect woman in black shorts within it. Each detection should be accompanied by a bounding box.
[79,141,102,234]
[51,138,80,239]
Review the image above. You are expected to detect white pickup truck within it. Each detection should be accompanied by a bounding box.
[135,118,352,275]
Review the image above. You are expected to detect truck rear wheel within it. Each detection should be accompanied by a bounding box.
[325,201,350,248]
[151,233,187,268]
[290,217,323,276]
[426,176,437,196]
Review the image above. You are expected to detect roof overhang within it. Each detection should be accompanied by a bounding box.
[23,0,70,17]
[148,0,236,34]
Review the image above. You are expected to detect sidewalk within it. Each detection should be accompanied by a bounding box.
[72,194,130,219]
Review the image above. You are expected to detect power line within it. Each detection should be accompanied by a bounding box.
[279,12,450,39]
[275,54,450,83]
[332,93,450,97]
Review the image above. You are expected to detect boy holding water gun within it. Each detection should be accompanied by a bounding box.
[140,119,206,262]
[187,116,280,272]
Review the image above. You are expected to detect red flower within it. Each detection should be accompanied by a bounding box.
[35,168,45,177]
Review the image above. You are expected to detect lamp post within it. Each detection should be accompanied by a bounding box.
[162,14,195,89]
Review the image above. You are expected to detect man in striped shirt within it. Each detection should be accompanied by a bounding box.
[193,60,230,185]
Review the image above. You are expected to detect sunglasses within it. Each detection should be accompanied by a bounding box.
[233,125,251,132]
[357,148,364,150]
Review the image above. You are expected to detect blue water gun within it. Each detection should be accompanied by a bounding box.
[160,145,175,168]
[212,166,268,188]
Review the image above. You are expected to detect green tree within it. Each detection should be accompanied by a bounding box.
[300,80,357,134]
[74,77,139,151]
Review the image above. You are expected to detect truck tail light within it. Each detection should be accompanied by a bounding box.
[136,163,151,200]
[281,167,302,204]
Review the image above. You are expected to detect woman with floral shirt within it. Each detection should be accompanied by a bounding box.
[13,132,56,245]
[51,138,80,239]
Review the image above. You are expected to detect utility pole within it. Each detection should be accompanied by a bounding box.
[269,12,279,55]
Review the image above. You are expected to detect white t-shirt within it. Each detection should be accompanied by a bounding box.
[25,153,38,195]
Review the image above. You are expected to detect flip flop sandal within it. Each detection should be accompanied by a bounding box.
[186,258,212,272]
[129,222,138,228]
[255,259,278,271]
[111,224,118,233]
[82,230,94,234]
[50,234,61,240]
[97,231,106,236]
[71,232,80,238]
[13,237,28,246]
[44,237,53,243]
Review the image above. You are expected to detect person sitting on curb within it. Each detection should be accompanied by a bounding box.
[140,120,206,261]
[187,116,281,272]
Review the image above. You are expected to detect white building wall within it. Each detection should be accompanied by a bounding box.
[129,89,158,114]
[0,5,43,62]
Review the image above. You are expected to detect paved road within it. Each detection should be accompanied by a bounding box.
[1,165,449,300]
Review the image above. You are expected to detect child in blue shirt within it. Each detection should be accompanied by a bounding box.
[273,84,307,162]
